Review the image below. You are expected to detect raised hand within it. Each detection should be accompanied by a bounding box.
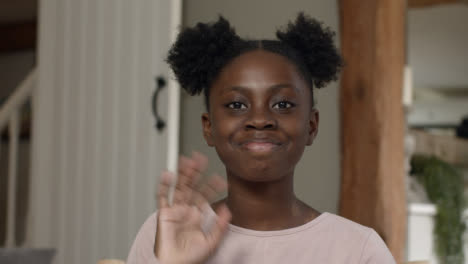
[154,152,231,264]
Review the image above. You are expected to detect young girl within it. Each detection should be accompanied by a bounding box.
[127,13,396,264]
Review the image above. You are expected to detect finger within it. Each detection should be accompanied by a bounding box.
[178,152,208,189]
[185,153,208,201]
[157,171,173,209]
[191,188,211,213]
[191,151,208,172]
[177,156,198,186]
[206,174,227,193]
[173,156,197,204]
[198,174,227,202]
[174,155,206,204]
[205,204,232,251]
[173,156,191,204]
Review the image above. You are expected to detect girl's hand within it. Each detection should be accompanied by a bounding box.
[154,152,231,264]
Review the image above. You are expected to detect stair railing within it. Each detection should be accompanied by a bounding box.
[0,68,36,247]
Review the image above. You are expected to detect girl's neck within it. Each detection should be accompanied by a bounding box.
[219,172,319,231]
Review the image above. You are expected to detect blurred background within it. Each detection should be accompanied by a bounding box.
[0,0,467,263]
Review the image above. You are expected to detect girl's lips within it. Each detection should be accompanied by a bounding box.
[242,141,281,152]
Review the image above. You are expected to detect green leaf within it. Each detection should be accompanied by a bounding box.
[410,155,466,264]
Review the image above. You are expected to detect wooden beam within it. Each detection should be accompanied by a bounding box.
[0,21,37,53]
[339,0,406,262]
[409,0,464,8]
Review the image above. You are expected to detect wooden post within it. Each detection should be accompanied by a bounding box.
[338,0,406,262]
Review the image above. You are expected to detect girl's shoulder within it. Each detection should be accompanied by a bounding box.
[307,213,395,263]
[321,213,373,235]
[127,212,158,264]
[304,212,379,247]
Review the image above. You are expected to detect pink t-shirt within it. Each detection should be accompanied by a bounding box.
[127,211,396,264]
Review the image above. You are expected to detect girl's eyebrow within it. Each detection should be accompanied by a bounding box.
[225,83,300,94]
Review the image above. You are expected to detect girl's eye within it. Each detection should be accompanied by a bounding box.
[273,101,295,109]
[226,102,247,109]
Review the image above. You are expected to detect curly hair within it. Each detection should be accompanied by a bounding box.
[166,12,343,110]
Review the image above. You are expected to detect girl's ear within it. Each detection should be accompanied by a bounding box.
[202,113,215,146]
[306,109,319,146]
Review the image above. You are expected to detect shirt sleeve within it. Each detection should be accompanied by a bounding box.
[127,212,160,264]
[360,229,396,264]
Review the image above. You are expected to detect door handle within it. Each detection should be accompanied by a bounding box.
[152,76,166,132]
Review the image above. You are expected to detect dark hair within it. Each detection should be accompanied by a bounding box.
[166,12,343,110]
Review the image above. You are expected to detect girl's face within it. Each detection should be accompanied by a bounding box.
[202,50,318,182]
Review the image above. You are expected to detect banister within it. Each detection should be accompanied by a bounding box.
[0,68,36,132]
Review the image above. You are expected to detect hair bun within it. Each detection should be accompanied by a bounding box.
[167,16,241,95]
[276,13,343,88]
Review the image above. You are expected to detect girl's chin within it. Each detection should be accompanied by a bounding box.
[239,176,284,183]
[230,167,288,183]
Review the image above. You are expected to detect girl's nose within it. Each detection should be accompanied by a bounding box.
[245,108,277,130]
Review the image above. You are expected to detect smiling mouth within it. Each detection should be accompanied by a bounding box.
[241,141,282,152]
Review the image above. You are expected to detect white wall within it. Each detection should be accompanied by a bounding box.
[180,0,341,213]
[408,4,468,90]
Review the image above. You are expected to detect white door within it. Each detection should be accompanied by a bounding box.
[28,0,181,263]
